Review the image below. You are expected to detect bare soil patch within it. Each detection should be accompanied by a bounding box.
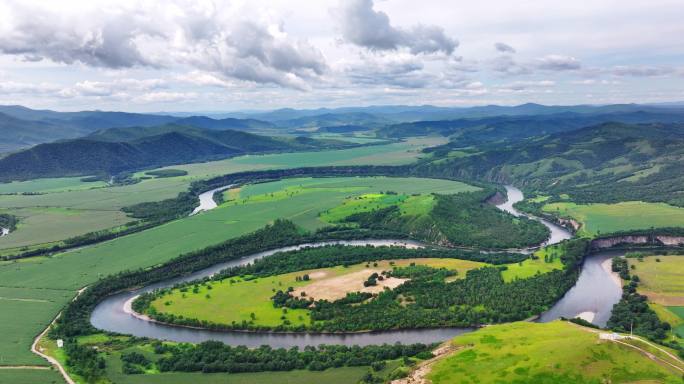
[292,268,407,301]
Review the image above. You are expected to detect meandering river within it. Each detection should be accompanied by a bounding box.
[191,184,236,215]
[91,185,622,346]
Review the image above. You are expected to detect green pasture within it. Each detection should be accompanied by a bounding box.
[0,287,74,366]
[0,176,107,194]
[319,193,439,223]
[542,201,684,236]
[0,369,64,384]
[627,255,684,306]
[428,321,682,384]
[151,258,485,329]
[0,138,440,251]
[0,176,474,364]
[501,244,564,282]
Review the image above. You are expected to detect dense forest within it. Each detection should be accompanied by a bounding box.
[150,342,433,374]
[341,189,549,248]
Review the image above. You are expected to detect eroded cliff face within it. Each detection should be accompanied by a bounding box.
[591,235,684,249]
[655,236,684,246]
[591,236,650,249]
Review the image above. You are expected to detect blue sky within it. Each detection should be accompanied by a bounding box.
[0,0,683,112]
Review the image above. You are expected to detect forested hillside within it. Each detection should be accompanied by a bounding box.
[419,122,684,206]
[0,125,353,181]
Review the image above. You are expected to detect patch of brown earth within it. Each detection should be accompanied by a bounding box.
[292,268,407,301]
[391,343,458,384]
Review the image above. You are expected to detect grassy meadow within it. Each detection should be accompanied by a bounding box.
[428,321,683,384]
[501,243,564,282]
[0,138,439,251]
[0,176,473,365]
[542,201,684,236]
[627,255,684,306]
[0,176,107,194]
[151,258,485,328]
[0,369,64,384]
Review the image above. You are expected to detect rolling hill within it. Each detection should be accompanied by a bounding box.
[0,125,353,181]
[419,122,684,206]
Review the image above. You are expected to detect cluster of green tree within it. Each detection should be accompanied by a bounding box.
[607,281,672,340]
[342,189,549,249]
[150,341,434,374]
[144,169,188,178]
[121,352,152,374]
[210,244,526,279]
[122,191,198,222]
[140,239,588,332]
[63,339,106,382]
[611,257,631,280]
[0,213,17,231]
[607,257,674,342]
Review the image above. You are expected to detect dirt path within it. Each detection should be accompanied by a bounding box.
[30,286,88,384]
[568,322,684,374]
[391,343,458,384]
[0,365,51,370]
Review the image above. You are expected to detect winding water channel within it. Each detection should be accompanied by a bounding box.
[91,185,622,346]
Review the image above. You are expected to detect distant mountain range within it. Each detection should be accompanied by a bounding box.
[0,124,353,181]
[3,103,684,154]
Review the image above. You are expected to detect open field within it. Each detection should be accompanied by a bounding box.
[428,321,683,384]
[627,255,684,306]
[319,193,442,223]
[669,307,684,341]
[0,176,474,364]
[542,201,684,236]
[151,258,485,328]
[0,369,64,384]
[501,243,564,282]
[0,176,107,194]
[0,138,441,251]
[0,287,74,366]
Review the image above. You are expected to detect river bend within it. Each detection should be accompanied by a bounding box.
[91,185,621,345]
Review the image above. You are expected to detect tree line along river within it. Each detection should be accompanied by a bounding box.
[90,185,623,347]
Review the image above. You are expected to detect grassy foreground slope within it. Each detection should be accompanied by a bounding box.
[0,176,471,365]
[0,138,438,251]
[428,321,682,384]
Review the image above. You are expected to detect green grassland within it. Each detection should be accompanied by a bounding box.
[428,321,682,384]
[0,369,64,384]
[542,201,684,236]
[501,243,565,282]
[627,255,684,306]
[0,139,438,251]
[150,258,486,328]
[669,307,684,341]
[319,193,439,223]
[0,176,107,194]
[0,287,74,366]
[0,176,473,365]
